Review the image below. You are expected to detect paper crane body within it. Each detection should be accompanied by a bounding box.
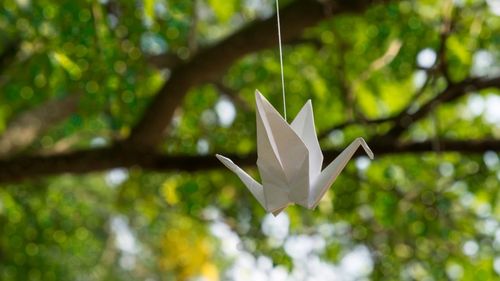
[216,90,374,216]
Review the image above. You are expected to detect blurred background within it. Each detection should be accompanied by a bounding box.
[0,0,499,280]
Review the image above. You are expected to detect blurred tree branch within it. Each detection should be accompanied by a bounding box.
[318,75,500,140]
[0,39,20,74]
[146,53,184,69]
[0,138,499,184]
[0,39,20,86]
[147,37,323,70]
[381,75,500,139]
[125,0,389,148]
[213,82,252,111]
[0,93,81,157]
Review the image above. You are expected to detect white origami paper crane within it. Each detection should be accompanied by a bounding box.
[216,90,374,216]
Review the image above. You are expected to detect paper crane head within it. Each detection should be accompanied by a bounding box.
[216,90,373,216]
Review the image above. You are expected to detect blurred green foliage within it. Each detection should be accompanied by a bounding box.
[0,0,499,280]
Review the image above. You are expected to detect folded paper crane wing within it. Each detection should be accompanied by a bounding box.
[216,90,374,216]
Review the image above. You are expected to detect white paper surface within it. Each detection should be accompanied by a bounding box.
[216,90,374,216]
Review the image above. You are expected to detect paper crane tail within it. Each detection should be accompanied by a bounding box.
[308,137,374,209]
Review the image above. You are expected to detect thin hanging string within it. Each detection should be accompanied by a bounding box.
[276,0,287,121]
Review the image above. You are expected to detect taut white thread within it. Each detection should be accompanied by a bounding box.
[276,0,287,121]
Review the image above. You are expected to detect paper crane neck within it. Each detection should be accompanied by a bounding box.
[216,90,374,216]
